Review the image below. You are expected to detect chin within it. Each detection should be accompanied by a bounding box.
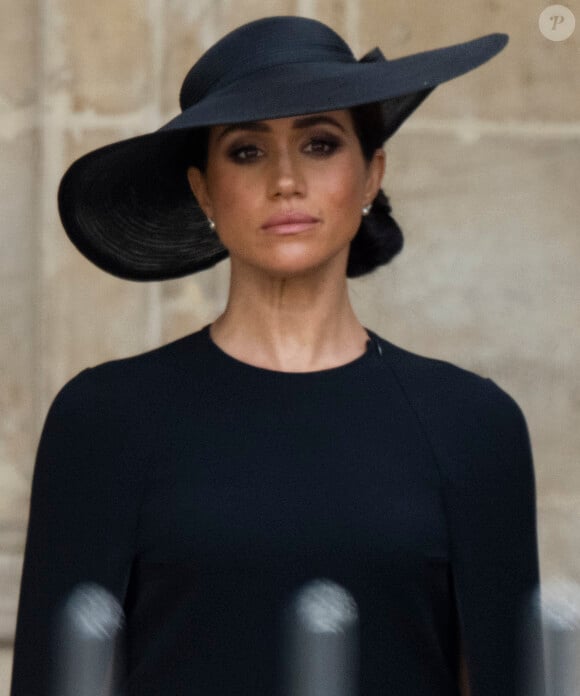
[228,240,351,278]
[254,253,348,279]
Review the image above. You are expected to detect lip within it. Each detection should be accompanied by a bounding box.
[262,211,320,233]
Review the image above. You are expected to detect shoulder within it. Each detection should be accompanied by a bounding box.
[42,331,201,449]
[36,334,204,488]
[373,331,523,419]
[52,331,198,410]
[370,331,531,468]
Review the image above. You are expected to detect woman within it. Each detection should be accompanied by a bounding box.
[11,16,540,696]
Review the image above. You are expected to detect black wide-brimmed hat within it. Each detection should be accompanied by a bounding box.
[58,15,508,281]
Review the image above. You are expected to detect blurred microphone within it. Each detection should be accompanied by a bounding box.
[526,578,580,696]
[283,578,359,696]
[54,582,125,696]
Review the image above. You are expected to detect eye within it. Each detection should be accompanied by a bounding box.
[228,145,263,163]
[304,137,341,156]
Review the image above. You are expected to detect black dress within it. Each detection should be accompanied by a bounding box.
[10,324,540,696]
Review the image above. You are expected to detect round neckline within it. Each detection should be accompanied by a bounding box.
[201,323,379,377]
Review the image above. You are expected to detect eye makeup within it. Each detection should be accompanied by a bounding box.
[226,133,344,164]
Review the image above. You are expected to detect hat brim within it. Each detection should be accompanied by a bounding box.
[58,32,508,281]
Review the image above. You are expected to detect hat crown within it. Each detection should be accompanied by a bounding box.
[179,16,355,111]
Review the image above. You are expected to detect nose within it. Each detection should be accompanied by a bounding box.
[267,148,306,199]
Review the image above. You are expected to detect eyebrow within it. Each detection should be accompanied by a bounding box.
[215,115,347,143]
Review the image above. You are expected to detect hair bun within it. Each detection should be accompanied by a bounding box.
[347,189,404,278]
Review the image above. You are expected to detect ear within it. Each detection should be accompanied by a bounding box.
[364,148,386,204]
[187,166,213,219]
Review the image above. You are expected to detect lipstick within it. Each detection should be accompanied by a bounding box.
[262,211,320,234]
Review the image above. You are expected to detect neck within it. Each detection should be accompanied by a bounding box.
[209,258,368,372]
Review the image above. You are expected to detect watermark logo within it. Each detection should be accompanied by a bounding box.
[539,5,576,41]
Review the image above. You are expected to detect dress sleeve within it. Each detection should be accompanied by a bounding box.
[441,378,540,696]
[10,367,146,696]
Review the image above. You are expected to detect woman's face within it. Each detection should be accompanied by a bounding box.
[187,109,385,278]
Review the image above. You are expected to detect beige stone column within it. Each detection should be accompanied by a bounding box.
[0,0,40,665]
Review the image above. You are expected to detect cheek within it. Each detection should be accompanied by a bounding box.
[208,167,260,208]
[208,173,258,220]
[318,164,365,216]
[205,172,264,251]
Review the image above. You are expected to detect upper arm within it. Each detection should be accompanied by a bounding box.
[10,368,146,696]
[447,379,540,695]
[384,350,541,695]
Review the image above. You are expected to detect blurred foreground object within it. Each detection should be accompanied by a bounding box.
[54,583,125,696]
[526,578,580,696]
[283,578,359,696]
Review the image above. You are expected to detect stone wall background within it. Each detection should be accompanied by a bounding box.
[1,0,579,690]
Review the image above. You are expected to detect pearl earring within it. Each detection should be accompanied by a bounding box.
[208,217,216,230]
[362,204,372,216]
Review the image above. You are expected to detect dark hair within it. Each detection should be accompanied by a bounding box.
[189,102,403,278]
[347,103,403,278]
